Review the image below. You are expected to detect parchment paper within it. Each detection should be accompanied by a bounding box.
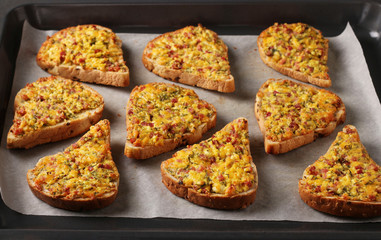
[0,21,380,223]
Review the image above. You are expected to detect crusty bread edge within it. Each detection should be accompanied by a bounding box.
[298,125,381,218]
[36,25,129,87]
[7,79,104,149]
[27,170,119,211]
[160,118,258,210]
[142,26,235,93]
[161,165,257,210]
[254,78,346,154]
[26,119,119,211]
[257,25,331,88]
[298,180,381,218]
[39,65,130,87]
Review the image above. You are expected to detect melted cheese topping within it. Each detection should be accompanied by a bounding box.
[258,79,342,141]
[30,120,119,200]
[146,24,231,81]
[38,25,127,72]
[127,83,216,147]
[10,76,103,136]
[260,23,329,79]
[301,125,381,202]
[162,118,256,196]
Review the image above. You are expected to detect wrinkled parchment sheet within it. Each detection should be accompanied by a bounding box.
[0,22,380,223]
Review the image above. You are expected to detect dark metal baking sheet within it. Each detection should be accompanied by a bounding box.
[0,1,380,239]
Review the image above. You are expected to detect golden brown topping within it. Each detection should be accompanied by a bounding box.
[30,120,119,200]
[301,125,381,202]
[10,76,103,137]
[127,82,216,147]
[258,79,342,141]
[162,118,256,195]
[260,23,329,79]
[38,25,127,72]
[146,25,232,82]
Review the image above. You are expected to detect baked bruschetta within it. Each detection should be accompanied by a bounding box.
[299,125,381,218]
[257,23,331,87]
[142,24,235,92]
[254,78,345,154]
[37,24,129,87]
[7,76,104,149]
[27,119,119,211]
[161,118,258,209]
[125,82,217,159]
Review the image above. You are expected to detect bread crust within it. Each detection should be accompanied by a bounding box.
[161,118,258,210]
[7,77,104,149]
[27,171,118,211]
[254,78,346,154]
[26,119,119,211]
[161,161,258,210]
[257,24,331,88]
[298,125,381,218]
[142,25,235,93]
[36,25,129,87]
[124,83,217,159]
[298,181,381,218]
[125,116,216,159]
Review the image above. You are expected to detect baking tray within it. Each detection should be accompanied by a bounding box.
[0,1,380,239]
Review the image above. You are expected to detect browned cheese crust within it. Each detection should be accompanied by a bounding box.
[254,79,346,154]
[125,114,216,160]
[27,120,119,211]
[161,161,257,210]
[257,24,331,88]
[36,25,129,87]
[298,125,381,218]
[124,83,217,159]
[7,76,104,149]
[142,25,235,93]
[160,118,258,210]
[27,173,118,211]
[298,182,381,218]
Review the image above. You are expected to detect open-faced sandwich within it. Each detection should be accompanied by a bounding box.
[299,125,381,218]
[7,76,104,149]
[254,78,345,154]
[257,22,331,87]
[125,82,216,159]
[142,24,235,92]
[161,118,258,209]
[27,119,119,211]
[37,24,129,87]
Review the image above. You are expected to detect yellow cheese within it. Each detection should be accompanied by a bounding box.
[38,25,127,72]
[302,126,381,202]
[261,23,329,79]
[10,76,103,137]
[30,120,119,200]
[162,118,256,196]
[147,25,231,82]
[126,83,216,147]
[259,79,342,141]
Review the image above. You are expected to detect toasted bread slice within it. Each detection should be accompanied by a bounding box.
[142,24,235,93]
[125,82,216,159]
[7,76,104,149]
[254,78,345,154]
[257,23,331,87]
[37,24,129,87]
[299,125,381,218]
[161,118,258,210]
[27,119,119,211]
